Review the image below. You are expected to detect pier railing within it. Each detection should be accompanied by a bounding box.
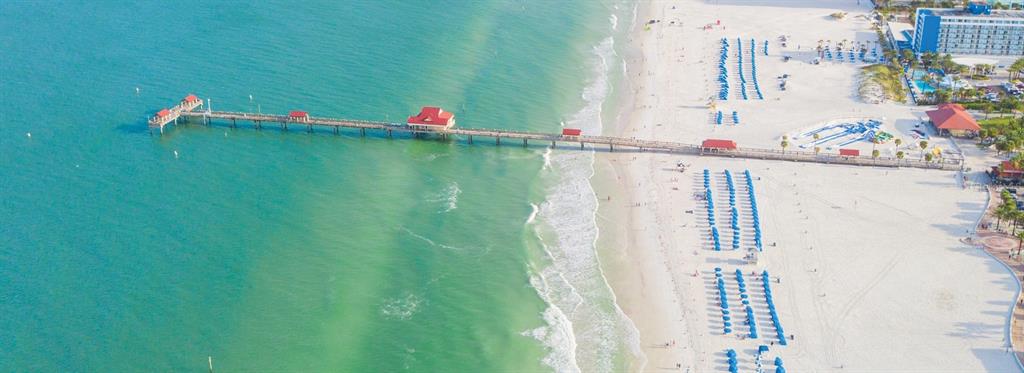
[169,110,961,171]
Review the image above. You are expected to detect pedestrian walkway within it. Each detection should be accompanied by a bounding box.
[975,186,1024,366]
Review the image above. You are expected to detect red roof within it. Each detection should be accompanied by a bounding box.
[407,107,454,126]
[156,109,171,117]
[183,94,199,103]
[562,128,582,136]
[926,104,980,131]
[289,111,309,118]
[839,148,860,156]
[701,139,737,150]
[1001,161,1024,176]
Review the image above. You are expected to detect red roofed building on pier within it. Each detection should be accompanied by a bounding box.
[407,107,455,131]
[701,139,737,152]
[182,94,200,104]
[289,111,310,122]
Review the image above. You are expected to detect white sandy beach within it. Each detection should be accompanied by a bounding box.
[596,0,1022,371]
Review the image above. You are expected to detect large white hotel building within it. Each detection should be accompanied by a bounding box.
[912,2,1024,57]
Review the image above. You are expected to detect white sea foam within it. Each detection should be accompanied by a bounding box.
[528,36,645,373]
[541,147,553,171]
[427,181,461,213]
[527,203,540,225]
[380,293,423,320]
[610,14,618,31]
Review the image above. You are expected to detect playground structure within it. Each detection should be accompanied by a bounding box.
[793,119,889,150]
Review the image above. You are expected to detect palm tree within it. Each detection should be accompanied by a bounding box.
[1016,230,1024,257]
[998,201,1018,231]
[919,140,929,160]
[871,149,881,162]
[896,150,905,165]
[813,133,821,143]
[814,146,821,156]
[924,152,934,164]
[781,139,790,154]
[1012,210,1024,235]
[894,138,903,149]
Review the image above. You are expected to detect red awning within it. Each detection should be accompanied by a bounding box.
[562,128,582,136]
[183,94,199,103]
[289,111,309,118]
[839,148,860,156]
[701,139,737,150]
[156,109,171,117]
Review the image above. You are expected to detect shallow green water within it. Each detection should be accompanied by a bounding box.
[0,1,628,371]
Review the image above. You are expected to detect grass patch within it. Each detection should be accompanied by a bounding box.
[861,64,907,103]
[979,116,1016,127]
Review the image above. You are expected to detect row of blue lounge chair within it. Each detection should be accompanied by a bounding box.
[714,111,740,125]
[726,348,783,373]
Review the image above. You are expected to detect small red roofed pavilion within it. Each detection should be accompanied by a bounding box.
[407,106,455,131]
[182,94,200,104]
[562,128,582,136]
[289,110,309,123]
[701,139,737,152]
[925,103,980,138]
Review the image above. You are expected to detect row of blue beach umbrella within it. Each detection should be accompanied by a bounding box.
[715,268,731,334]
[705,169,723,251]
[775,357,786,373]
[749,38,764,99]
[725,170,740,249]
[719,38,730,100]
[736,38,748,100]
[735,269,757,338]
[762,270,788,346]
[763,40,769,55]
[725,349,739,373]
[744,169,763,251]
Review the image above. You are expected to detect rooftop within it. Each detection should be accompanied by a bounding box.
[919,7,1024,20]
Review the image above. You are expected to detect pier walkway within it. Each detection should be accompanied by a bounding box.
[159,107,961,171]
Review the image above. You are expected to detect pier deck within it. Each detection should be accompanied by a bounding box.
[167,109,961,171]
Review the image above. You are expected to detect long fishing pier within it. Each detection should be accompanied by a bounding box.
[149,96,962,171]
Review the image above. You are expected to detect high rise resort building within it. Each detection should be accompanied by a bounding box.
[912,2,1024,56]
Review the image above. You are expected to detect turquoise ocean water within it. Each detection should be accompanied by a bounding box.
[0,1,637,371]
